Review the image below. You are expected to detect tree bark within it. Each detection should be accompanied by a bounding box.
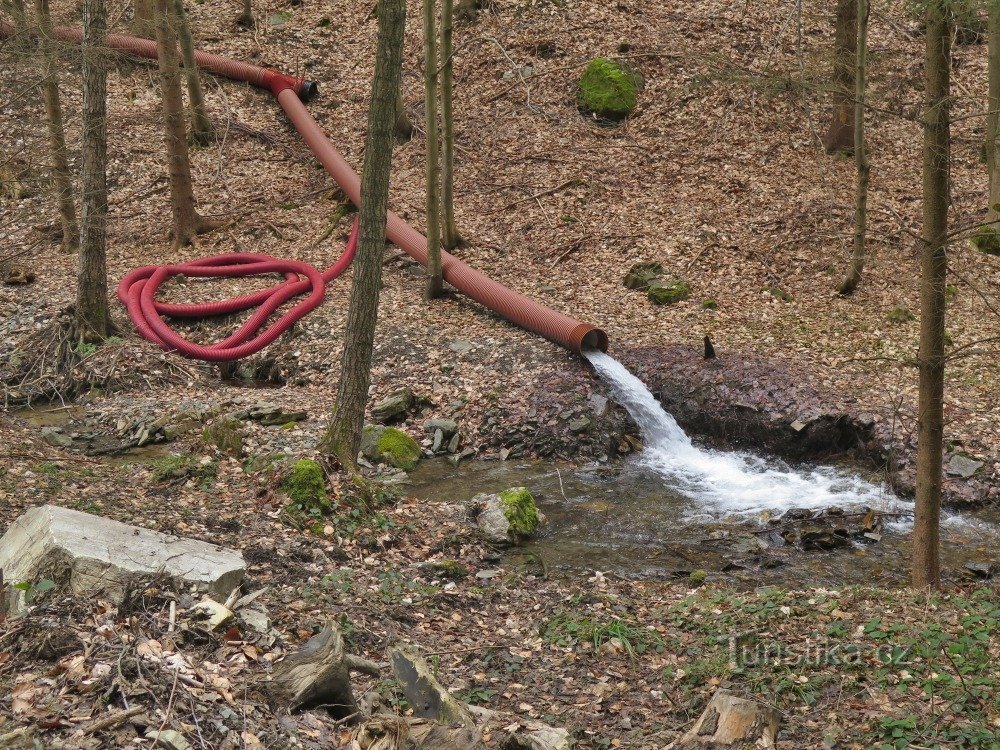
[236,0,253,28]
[823,0,857,154]
[133,0,155,35]
[319,0,406,467]
[423,0,444,298]
[394,85,413,141]
[913,0,950,590]
[986,4,1000,227]
[6,0,29,44]
[171,0,212,146]
[440,0,464,249]
[77,0,114,342]
[34,0,79,255]
[836,0,868,294]
[153,0,213,249]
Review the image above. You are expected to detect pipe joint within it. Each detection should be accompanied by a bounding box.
[262,69,316,101]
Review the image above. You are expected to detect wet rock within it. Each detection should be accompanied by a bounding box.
[0,505,245,613]
[432,429,445,453]
[947,453,984,479]
[799,527,850,551]
[780,508,813,521]
[472,487,542,546]
[588,394,608,417]
[360,425,421,471]
[40,426,73,448]
[425,418,458,436]
[372,388,414,424]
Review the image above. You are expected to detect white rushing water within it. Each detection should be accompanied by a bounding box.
[584,350,906,521]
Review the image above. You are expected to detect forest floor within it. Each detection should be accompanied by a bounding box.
[1,0,1000,746]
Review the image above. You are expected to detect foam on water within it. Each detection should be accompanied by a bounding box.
[584,350,907,520]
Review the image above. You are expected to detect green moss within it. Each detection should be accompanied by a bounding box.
[150,454,217,486]
[623,261,665,291]
[764,286,793,302]
[577,58,641,120]
[647,280,691,305]
[499,487,540,537]
[202,418,245,457]
[971,226,1000,255]
[423,560,469,579]
[702,299,719,310]
[887,303,915,324]
[282,459,330,513]
[689,569,708,584]
[376,428,421,471]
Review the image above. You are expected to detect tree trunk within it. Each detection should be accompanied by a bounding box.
[171,0,212,146]
[394,85,413,141]
[423,0,443,298]
[913,0,950,590]
[153,0,213,249]
[34,0,79,255]
[836,0,869,295]
[440,0,464,249]
[77,0,114,342]
[6,0,29,44]
[823,0,857,154]
[319,0,406,467]
[236,0,253,28]
[134,0,155,35]
[986,4,1000,227]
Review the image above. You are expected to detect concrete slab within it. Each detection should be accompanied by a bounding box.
[0,505,244,612]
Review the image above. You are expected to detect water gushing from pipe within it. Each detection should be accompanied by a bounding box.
[584,350,904,520]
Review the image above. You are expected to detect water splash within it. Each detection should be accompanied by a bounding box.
[584,350,906,520]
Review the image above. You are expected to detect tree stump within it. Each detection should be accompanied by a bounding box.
[353,717,483,750]
[666,691,780,749]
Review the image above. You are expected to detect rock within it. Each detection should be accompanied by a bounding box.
[372,389,414,424]
[146,729,191,750]
[946,453,984,479]
[425,418,458,436]
[666,690,779,749]
[447,432,461,453]
[360,425,422,471]
[40,426,73,448]
[503,723,573,750]
[972,226,1000,255]
[800,527,850,551]
[240,606,272,634]
[964,561,994,579]
[389,645,478,729]
[421,560,469,579]
[448,340,475,354]
[260,410,307,426]
[647,280,691,305]
[568,417,591,433]
[622,261,664,291]
[202,418,245,457]
[432,429,445,453]
[577,58,642,120]
[189,598,234,629]
[588,394,608,417]
[0,505,245,614]
[473,487,541,546]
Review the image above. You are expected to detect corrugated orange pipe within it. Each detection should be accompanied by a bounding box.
[0,20,609,354]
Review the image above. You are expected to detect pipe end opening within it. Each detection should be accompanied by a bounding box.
[579,328,609,353]
[299,80,319,102]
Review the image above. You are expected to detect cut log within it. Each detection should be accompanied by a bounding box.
[666,690,779,749]
[388,645,477,728]
[353,716,483,750]
[267,621,379,720]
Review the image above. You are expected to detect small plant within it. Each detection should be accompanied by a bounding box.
[281,459,331,522]
[543,612,663,658]
[150,454,217,487]
[12,578,56,608]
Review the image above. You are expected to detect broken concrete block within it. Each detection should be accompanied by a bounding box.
[0,505,245,613]
[389,645,477,729]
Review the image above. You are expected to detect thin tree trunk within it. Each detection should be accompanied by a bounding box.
[836,0,869,294]
[440,0,464,249]
[913,0,950,590]
[154,0,214,249]
[34,0,79,254]
[134,0,155,35]
[394,85,413,141]
[171,0,212,146]
[319,0,406,468]
[77,0,113,341]
[986,4,1000,227]
[423,0,443,298]
[823,0,857,154]
[236,0,253,28]
[7,0,29,42]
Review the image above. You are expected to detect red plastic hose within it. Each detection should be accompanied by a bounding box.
[0,20,608,358]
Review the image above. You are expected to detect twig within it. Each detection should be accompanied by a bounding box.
[495,179,582,213]
[82,706,146,736]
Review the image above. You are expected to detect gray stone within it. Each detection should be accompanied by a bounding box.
[40,426,73,448]
[0,505,245,613]
[146,729,191,750]
[432,429,445,453]
[389,645,477,728]
[472,489,541,546]
[588,394,608,417]
[568,417,591,433]
[448,340,474,354]
[947,453,984,479]
[964,561,994,579]
[372,389,414,424]
[425,418,458,436]
[447,433,461,454]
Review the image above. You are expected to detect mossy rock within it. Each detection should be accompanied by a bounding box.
[360,425,422,471]
[887,303,915,324]
[577,58,642,120]
[623,261,665,291]
[281,458,329,513]
[647,280,691,305]
[202,418,246,457]
[499,487,540,538]
[971,226,1000,256]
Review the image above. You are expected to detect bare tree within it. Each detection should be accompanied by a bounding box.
[171,0,212,145]
[913,0,950,589]
[423,0,443,298]
[320,0,407,467]
[823,0,857,154]
[236,0,253,28]
[134,0,155,35]
[77,0,114,341]
[6,0,29,41]
[154,0,215,249]
[34,0,79,254]
[836,0,869,294]
[983,1,1000,241]
[440,0,464,249]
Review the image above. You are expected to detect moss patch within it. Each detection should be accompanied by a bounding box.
[764,286,793,302]
[281,459,329,513]
[647,280,691,305]
[499,487,540,537]
[887,303,915,324]
[361,425,421,470]
[202,418,245,457]
[577,58,641,120]
[971,226,1000,255]
[623,261,665,291]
